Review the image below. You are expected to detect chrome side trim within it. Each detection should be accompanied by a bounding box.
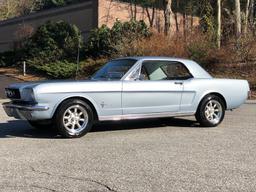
[2,102,49,111]
[99,111,195,121]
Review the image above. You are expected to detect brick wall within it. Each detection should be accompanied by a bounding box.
[0,0,199,52]
[98,0,199,33]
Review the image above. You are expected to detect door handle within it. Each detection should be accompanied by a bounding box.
[174,81,183,85]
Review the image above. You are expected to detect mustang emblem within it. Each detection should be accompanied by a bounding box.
[100,102,106,108]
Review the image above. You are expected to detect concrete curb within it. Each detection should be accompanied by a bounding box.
[246,100,256,104]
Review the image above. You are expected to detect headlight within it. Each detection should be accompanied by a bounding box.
[23,88,36,102]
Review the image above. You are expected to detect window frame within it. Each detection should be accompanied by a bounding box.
[139,60,194,81]
[92,58,138,81]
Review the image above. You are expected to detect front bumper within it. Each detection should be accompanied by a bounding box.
[2,102,49,120]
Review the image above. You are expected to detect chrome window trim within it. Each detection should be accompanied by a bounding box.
[123,60,142,81]
[139,60,194,81]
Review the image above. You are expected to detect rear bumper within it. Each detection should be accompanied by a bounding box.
[2,102,49,120]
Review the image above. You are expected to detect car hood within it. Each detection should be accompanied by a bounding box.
[7,80,123,99]
[8,80,91,90]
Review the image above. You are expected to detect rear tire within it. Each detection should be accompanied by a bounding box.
[54,99,94,138]
[195,94,225,127]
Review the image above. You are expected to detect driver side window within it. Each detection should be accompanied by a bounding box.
[140,60,192,81]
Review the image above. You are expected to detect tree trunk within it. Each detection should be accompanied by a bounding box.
[235,0,241,37]
[105,0,113,24]
[146,7,155,27]
[174,12,179,32]
[164,0,172,36]
[130,1,133,19]
[183,12,186,39]
[190,12,193,31]
[134,3,137,20]
[130,0,137,20]
[174,0,179,33]
[244,0,250,34]
[249,0,254,31]
[217,0,221,48]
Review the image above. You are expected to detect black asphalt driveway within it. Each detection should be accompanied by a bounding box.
[0,75,21,98]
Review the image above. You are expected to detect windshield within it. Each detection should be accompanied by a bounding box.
[91,59,137,80]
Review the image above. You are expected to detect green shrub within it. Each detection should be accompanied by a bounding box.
[34,60,77,79]
[0,50,23,67]
[80,58,107,79]
[111,19,151,42]
[85,25,113,58]
[86,19,151,58]
[14,20,84,79]
[38,0,84,10]
[24,20,83,63]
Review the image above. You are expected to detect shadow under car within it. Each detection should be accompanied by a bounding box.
[0,117,200,139]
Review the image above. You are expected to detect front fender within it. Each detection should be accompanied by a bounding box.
[49,94,101,119]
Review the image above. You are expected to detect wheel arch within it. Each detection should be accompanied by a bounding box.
[52,96,99,122]
[197,92,227,111]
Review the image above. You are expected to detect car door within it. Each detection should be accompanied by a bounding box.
[122,60,192,115]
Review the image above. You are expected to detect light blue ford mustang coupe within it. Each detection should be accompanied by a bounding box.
[3,57,250,138]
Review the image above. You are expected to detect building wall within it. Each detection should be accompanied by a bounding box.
[0,0,199,52]
[0,0,98,52]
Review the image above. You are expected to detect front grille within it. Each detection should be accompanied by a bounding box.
[5,88,21,99]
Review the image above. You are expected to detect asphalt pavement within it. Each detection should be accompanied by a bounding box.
[0,101,255,192]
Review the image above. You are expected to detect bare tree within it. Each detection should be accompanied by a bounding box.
[163,0,172,36]
[249,0,254,31]
[130,0,137,20]
[104,0,113,24]
[217,0,221,48]
[183,10,187,38]
[244,0,250,34]
[14,24,34,49]
[174,12,179,32]
[174,0,179,32]
[235,0,241,36]
[0,0,18,20]
[145,6,155,27]
[0,0,37,20]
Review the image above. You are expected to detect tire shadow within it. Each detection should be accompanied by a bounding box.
[92,117,200,132]
[0,117,200,139]
[0,120,59,139]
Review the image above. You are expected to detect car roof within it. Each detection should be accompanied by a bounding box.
[116,56,191,62]
[115,56,212,79]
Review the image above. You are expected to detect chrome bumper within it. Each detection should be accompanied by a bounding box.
[2,102,49,120]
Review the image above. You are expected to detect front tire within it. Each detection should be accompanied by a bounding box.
[196,95,225,127]
[54,99,94,138]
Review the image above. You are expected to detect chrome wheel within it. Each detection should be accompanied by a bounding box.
[63,105,88,135]
[204,100,223,124]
